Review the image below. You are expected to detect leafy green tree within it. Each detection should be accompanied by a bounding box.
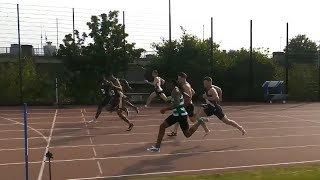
[145,27,221,98]
[0,63,19,104]
[56,11,145,104]
[274,62,319,101]
[286,34,318,64]
[0,58,53,105]
[22,58,54,104]
[58,11,144,75]
[149,29,217,78]
[57,30,86,57]
[147,27,276,101]
[224,48,275,100]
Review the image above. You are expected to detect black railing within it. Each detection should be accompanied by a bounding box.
[0,47,45,56]
[0,47,156,58]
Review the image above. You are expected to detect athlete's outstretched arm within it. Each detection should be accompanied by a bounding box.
[183,92,190,97]
[108,80,122,91]
[120,79,132,91]
[160,77,165,85]
[144,80,155,86]
[160,88,179,113]
[191,88,195,96]
[213,85,222,102]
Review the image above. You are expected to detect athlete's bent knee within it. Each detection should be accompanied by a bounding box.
[97,105,104,110]
[183,131,191,138]
[117,109,123,115]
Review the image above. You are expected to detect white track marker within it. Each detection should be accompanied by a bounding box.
[81,109,103,175]
[0,116,48,142]
[37,109,58,180]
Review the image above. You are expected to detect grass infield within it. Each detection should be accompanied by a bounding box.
[136,165,320,180]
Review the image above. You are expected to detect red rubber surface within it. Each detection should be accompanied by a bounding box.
[1,103,320,179]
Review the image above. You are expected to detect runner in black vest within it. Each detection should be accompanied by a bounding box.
[194,76,246,135]
[90,73,134,131]
[90,77,115,123]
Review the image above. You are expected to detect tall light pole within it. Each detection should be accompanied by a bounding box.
[169,0,171,44]
[203,25,204,41]
[317,40,320,101]
[280,37,282,51]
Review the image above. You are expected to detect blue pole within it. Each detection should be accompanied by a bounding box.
[24,103,29,180]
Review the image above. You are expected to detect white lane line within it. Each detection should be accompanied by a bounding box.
[2,133,320,152]
[1,125,320,142]
[252,111,320,124]
[1,124,320,134]
[0,118,307,126]
[0,116,48,142]
[82,109,103,175]
[0,108,59,112]
[0,135,94,141]
[2,143,320,167]
[0,161,43,166]
[66,159,320,180]
[5,112,320,121]
[0,112,55,115]
[0,103,318,111]
[51,133,320,147]
[77,144,320,161]
[0,122,19,126]
[37,109,58,180]
[3,108,320,118]
[97,162,103,177]
[0,121,85,125]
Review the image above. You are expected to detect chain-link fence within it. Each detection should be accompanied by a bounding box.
[1,2,320,105]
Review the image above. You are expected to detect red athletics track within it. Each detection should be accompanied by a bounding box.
[1,103,320,180]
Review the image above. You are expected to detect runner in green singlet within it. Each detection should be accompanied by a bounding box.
[147,80,208,152]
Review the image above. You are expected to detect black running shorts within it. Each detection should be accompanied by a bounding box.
[185,103,194,117]
[98,96,111,108]
[165,114,189,132]
[203,104,225,120]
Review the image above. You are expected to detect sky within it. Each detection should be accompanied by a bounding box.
[0,0,319,55]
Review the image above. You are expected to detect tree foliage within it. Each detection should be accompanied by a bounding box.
[0,58,53,105]
[56,11,145,104]
[147,27,219,83]
[286,34,318,64]
[146,28,276,101]
[57,11,145,75]
[223,48,275,100]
